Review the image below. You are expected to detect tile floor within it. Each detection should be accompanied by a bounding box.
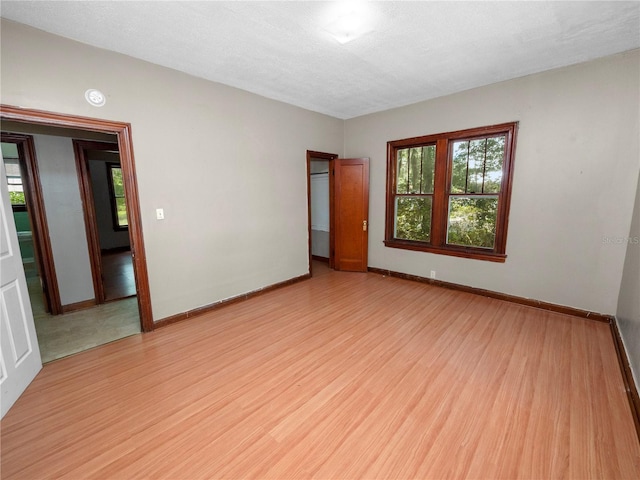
[28,276,141,363]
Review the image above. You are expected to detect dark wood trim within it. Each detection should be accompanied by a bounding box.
[368,266,614,323]
[1,132,62,315]
[306,150,338,276]
[1,104,154,332]
[385,122,518,262]
[329,159,336,270]
[155,273,311,329]
[61,298,97,314]
[382,240,507,262]
[610,319,640,443]
[311,255,329,263]
[73,140,118,306]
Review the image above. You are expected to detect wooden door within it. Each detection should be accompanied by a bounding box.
[0,157,42,418]
[334,158,369,272]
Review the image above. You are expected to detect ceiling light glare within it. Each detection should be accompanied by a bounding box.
[322,1,374,44]
[85,89,106,107]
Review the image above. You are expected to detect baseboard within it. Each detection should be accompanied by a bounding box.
[154,273,312,329]
[312,255,329,263]
[610,319,640,443]
[61,298,97,314]
[367,267,613,323]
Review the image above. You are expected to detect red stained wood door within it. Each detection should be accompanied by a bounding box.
[334,158,369,272]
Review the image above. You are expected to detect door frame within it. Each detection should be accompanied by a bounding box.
[73,140,121,306]
[306,150,338,274]
[0,104,154,332]
[0,132,62,315]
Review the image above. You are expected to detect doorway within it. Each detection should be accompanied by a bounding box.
[1,105,153,332]
[306,150,370,274]
[74,140,136,305]
[0,133,59,316]
[307,151,337,275]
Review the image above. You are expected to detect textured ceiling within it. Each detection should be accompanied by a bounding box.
[1,1,639,119]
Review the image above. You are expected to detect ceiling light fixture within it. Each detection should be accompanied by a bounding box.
[322,1,374,44]
[84,89,106,107]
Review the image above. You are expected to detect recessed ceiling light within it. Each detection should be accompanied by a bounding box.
[85,89,106,107]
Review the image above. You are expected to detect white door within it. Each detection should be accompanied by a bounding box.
[0,154,42,418]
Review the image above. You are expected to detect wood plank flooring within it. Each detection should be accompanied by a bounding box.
[2,262,639,479]
[102,249,136,301]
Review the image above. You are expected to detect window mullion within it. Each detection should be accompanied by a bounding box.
[431,138,449,247]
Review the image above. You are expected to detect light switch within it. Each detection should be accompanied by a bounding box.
[156,208,165,220]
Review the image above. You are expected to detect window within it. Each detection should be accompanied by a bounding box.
[107,163,128,229]
[385,122,518,262]
[2,142,27,211]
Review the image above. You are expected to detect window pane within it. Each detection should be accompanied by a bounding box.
[447,196,498,249]
[395,196,432,242]
[9,191,25,205]
[111,167,125,197]
[483,136,505,193]
[467,139,485,193]
[452,136,506,194]
[116,198,128,227]
[420,145,436,194]
[451,140,469,194]
[397,149,408,194]
[5,163,22,177]
[397,145,435,194]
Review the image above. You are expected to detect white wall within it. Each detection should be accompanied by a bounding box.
[345,49,640,316]
[32,135,95,305]
[1,20,344,321]
[617,169,640,389]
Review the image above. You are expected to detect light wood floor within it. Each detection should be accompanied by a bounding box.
[2,262,639,479]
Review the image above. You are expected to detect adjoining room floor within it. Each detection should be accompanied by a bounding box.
[3,262,639,478]
[27,270,141,364]
[33,295,141,363]
[102,249,136,301]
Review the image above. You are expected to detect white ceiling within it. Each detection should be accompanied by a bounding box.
[2,1,639,119]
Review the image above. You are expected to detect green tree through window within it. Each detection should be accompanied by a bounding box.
[108,163,128,229]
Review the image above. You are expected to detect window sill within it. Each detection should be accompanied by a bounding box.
[384,239,507,263]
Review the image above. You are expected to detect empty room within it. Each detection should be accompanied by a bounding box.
[1,1,639,479]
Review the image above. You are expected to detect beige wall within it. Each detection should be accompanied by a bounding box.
[1,20,344,320]
[345,49,640,316]
[617,169,640,388]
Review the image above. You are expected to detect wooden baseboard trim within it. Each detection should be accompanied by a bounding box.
[610,319,640,443]
[312,255,329,263]
[154,273,312,329]
[367,267,614,323]
[61,298,97,314]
